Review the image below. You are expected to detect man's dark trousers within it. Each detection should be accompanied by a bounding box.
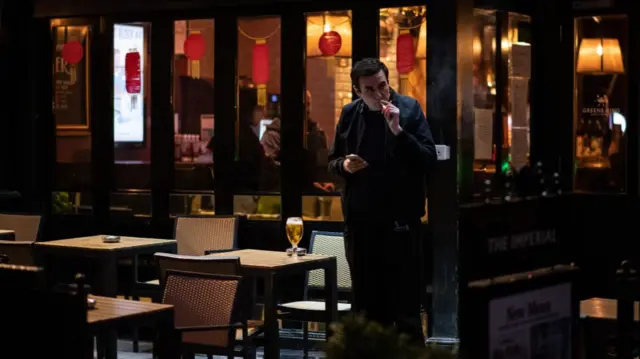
[344,217,425,344]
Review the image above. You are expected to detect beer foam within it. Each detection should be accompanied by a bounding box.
[287,217,303,224]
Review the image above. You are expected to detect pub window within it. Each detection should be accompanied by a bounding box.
[505,13,532,178]
[234,17,281,220]
[170,19,216,217]
[301,10,352,222]
[111,22,152,217]
[379,6,426,112]
[472,10,531,200]
[51,20,93,215]
[379,6,427,222]
[574,15,627,193]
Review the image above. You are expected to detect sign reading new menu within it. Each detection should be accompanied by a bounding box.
[489,283,572,359]
[53,26,90,130]
[114,24,145,144]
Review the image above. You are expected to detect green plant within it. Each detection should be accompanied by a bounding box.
[52,192,73,214]
[326,315,457,359]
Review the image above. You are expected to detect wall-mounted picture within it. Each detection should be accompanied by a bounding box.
[53,25,90,131]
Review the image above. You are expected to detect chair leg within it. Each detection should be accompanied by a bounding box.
[303,322,309,358]
[132,326,139,352]
[96,335,103,359]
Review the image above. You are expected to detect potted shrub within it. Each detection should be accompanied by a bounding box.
[326,315,457,359]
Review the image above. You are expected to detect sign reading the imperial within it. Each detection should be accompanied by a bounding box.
[53,26,89,130]
[488,229,556,254]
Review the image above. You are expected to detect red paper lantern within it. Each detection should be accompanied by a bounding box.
[253,40,270,106]
[184,33,206,61]
[62,41,84,65]
[319,31,342,57]
[252,41,269,85]
[396,33,415,74]
[125,51,141,94]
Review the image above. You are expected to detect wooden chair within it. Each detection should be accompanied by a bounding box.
[0,213,42,242]
[155,253,263,338]
[133,253,263,354]
[0,240,34,265]
[162,270,256,358]
[174,215,239,256]
[138,215,239,290]
[130,216,239,352]
[278,231,352,358]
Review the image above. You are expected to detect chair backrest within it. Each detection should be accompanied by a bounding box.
[0,213,42,242]
[0,240,34,266]
[0,268,91,358]
[162,270,242,348]
[306,231,351,294]
[174,216,238,255]
[154,252,241,289]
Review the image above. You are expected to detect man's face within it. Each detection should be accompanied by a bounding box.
[354,70,390,111]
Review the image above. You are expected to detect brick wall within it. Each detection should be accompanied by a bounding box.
[380,25,427,114]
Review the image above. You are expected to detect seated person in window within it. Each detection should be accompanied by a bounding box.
[233,104,265,191]
[261,90,335,192]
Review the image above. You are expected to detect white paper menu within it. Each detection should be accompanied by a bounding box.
[474,108,494,160]
[511,43,531,78]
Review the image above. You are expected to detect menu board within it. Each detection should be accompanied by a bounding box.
[474,108,494,160]
[114,24,145,143]
[53,26,89,130]
[489,283,572,359]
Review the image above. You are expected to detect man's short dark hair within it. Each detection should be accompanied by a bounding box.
[350,58,389,91]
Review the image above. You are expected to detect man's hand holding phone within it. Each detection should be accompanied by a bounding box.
[344,154,368,174]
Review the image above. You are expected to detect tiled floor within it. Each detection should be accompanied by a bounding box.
[114,340,326,359]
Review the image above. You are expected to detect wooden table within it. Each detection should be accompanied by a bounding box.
[580,298,639,359]
[35,236,176,359]
[35,235,176,296]
[0,229,14,241]
[581,297,640,321]
[88,296,178,359]
[208,249,338,359]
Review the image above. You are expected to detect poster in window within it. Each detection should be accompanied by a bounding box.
[53,26,90,130]
[114,24,145,143]
[489,283,572,359]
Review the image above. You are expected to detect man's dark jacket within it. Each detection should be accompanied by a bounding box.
[328,92,436,222]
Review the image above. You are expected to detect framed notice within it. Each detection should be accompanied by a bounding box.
[53,25,90,131]
[489,283,572,359]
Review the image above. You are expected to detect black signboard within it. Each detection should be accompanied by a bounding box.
[460,268,580,359]
[458,196,573,282]
[53,25,90,130]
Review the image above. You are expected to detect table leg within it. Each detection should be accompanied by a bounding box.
[263,271,279,359]
[99,256,119,359]
[98,256,118,297]
[324,260,338,341]
[156,311,180,359]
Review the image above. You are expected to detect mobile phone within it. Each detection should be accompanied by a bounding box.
[346,154,360,161]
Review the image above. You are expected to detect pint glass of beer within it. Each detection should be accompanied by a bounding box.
[286,217,303,253]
